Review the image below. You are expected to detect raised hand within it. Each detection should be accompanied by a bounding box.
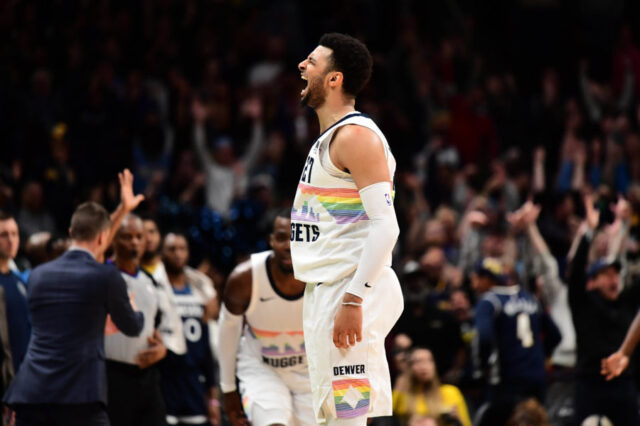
[118,169,145,213]
[191,98,209,124]
[584,193,600,231]
[467,211,488,229]
[521,201,542,226]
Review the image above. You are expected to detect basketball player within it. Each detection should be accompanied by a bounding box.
[218,212,314,426]
[160,233,219,426]
[291,33,403,425]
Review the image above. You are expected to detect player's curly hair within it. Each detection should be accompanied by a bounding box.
[319,33,372,98]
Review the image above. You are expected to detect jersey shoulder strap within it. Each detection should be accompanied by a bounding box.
[140,267,159,287]
[245,250,272,316]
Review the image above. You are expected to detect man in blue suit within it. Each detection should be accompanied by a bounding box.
[4,172,145,426]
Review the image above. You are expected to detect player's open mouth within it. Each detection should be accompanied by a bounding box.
[300,74,308,96]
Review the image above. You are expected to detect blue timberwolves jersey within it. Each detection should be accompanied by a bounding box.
[161,283,216,421]
[475,286,548,385]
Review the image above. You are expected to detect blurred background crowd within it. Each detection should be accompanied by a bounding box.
[3,0,640,425]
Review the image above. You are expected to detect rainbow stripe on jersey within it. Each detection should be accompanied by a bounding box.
[333,378,370,419]
[247,325,305,356]
[295,183,369,224]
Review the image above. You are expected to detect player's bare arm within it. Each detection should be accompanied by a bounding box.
[219,262,252,426]
[222,261,252,315]
[330,124,395,350]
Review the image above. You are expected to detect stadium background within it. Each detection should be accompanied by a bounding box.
[3,0,640,425]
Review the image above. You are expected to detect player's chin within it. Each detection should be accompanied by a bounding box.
[279,262,294,274]
[300,93,310,107]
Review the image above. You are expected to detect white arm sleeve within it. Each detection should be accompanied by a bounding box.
[345,181,399,299]
[217,303,244,392]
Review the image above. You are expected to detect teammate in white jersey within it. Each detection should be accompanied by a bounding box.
[218,212,314,426]
[292,33,404,425]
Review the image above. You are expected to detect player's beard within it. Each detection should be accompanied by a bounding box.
[300,75,327,109]
[141,247,160,264]
[276,257,294,274]
[278,263,294,274]
[164,260,184,276]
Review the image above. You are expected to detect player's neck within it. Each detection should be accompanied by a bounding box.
[268,257,305,296]
[115,258,138,275]
[0,258,9,274]
[315,98,356,134]
[141,253,160,269]
[167,270,187,289]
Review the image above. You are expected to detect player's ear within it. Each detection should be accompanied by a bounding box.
[328,72,343,88]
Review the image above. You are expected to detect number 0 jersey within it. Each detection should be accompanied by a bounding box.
[290,112,396,284]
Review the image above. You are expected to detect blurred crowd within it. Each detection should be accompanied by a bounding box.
[3,0,640,425]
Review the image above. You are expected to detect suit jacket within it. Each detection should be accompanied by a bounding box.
[0,287,14,395]
[3,249,143,405]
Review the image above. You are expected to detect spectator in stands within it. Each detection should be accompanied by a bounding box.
[393,347,471,426]
[16,182,56,242]
[394,288,465,381]
[191,97,265,217]
[419,246,459,310]
[474,257,560,426]
[510,201,576,368]
[506,398,549,426]
[0,212,30,373]
[568,194,639,426]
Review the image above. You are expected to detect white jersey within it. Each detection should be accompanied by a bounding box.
[105,268,159,364]
[149,261,187,355]
[239,250,306,373]
[290,112,396,284]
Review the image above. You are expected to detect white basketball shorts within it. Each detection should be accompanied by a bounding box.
[237,347,315,426]
[303,267,403,423]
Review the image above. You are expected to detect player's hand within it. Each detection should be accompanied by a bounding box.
[601,351,629,381]
[208,400,221,426]
[333,293,363,349]
[222,391,250,426]
[118,169,145,212]
[203,296,220,322]
[135,330,167,369]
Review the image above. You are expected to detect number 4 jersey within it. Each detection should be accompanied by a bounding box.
[290,112,396,284]
[475,285,557,386]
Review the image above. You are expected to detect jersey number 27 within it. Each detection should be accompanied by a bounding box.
[300,157,314,184]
